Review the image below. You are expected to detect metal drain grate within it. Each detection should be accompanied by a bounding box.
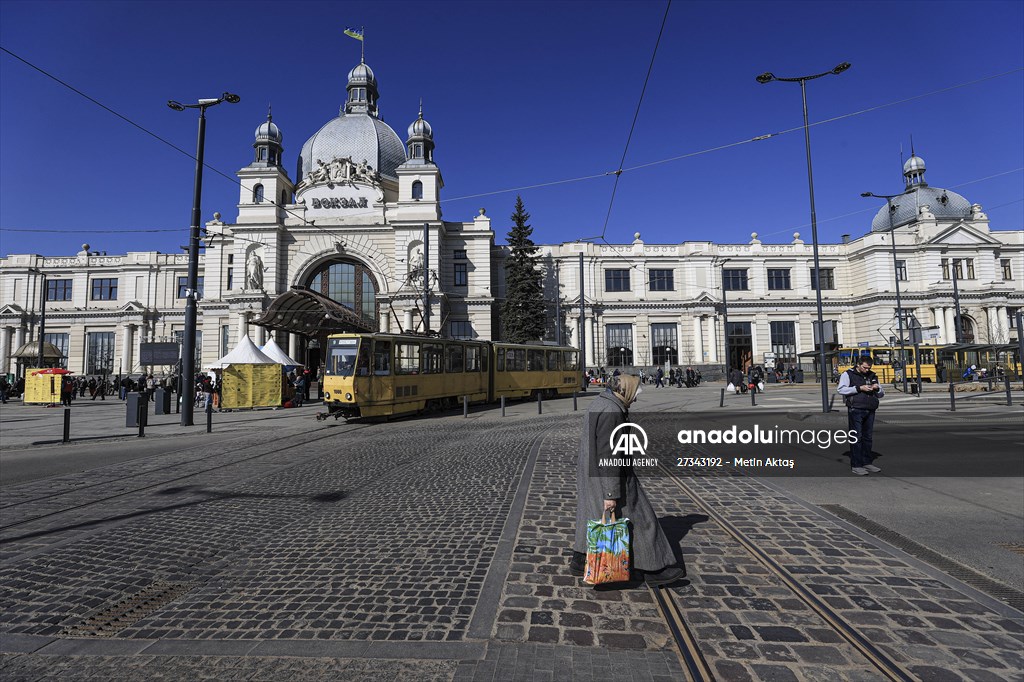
[996,542,1024,556]
[820,505,1024,612]
[62,582,196,637]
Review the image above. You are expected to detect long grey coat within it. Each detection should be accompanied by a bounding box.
[573,390,677,571]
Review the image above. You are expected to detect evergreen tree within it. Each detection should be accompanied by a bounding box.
[500,196,547,343]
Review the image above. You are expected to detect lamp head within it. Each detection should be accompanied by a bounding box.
[832,62,852,75]
[167,101,185,111]
[756,72,775,84]
[198,98,220,106]
[860,192,872,197]
[223,92,241,104]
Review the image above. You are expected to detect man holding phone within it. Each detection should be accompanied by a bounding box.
[837,357,885,475]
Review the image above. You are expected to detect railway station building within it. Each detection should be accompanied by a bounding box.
[1,61,1022,379]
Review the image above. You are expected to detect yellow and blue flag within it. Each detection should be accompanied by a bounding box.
[344,27,364,41]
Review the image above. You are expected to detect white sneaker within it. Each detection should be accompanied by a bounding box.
[851,467,870,476]
[863,464,881,473]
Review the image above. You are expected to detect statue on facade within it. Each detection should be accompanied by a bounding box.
[246,251,265,290]
[407,248,424,284]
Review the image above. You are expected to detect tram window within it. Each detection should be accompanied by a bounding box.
[423,343,444,374]
[564,351,578,371]
[838,351,853,364]
[873,350,891,365]
[528,349,545,371]
[373,340,391,375]
[396,343,420,375]
[547,350,561,370]
[511,349,527,371]
[327,338,358,376]
[465,346,480,372]
[356,341,371,376]
[496,349,505,372]
[481,347,489,372]
[919,349,935,364]
[446,344,464,373]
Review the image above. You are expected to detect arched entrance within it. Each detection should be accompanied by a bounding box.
[306,259,379,328]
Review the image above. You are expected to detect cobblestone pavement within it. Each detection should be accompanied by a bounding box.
[1,403,1021,681]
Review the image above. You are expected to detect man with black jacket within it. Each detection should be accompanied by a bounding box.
[837,357,884,476]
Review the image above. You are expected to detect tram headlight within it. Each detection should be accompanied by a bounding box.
[345,392,353,401]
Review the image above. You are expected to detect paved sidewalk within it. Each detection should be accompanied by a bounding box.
[1,389,1021,681]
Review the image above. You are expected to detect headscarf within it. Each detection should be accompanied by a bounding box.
[610,373,641,407]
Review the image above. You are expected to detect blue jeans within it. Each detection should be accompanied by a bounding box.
[848,408,876,468]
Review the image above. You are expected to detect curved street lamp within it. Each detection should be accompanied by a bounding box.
[756,62,850,413]
[168,92,240,426]
[861,191,912,394]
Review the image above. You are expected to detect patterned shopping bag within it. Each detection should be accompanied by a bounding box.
[583,512,630,585]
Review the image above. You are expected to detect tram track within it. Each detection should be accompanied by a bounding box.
[0,421,377,536]
[649,465,916,682]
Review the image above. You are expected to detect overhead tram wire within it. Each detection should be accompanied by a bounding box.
[3,46,1020,244]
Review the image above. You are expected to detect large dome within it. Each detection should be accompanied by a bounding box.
[297,114,406,182]
[870,186,972,232]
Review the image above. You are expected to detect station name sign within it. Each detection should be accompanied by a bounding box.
[311,196,369,210]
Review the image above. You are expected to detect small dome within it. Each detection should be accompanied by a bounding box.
[347,62,376,85]
[903,155,926,174]
[408,115,432,139]
[255,118,282,144]
[870,186,972,232]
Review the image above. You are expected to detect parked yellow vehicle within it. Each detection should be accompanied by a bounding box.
[836,344,1020,383]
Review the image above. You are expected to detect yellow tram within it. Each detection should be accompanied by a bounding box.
[320,333,580,419]
[836,344,1020,383]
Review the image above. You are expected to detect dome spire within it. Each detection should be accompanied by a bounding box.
[406,100,434,163]
[345,60,379,117]
[253,105,283,167]
[903,141,927,190]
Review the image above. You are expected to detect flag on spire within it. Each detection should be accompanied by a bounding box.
[344,27,364,41]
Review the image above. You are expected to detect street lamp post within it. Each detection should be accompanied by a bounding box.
[29,269,47,369]
[716,258,732,379]
[757,62,850,414]
[951,259,963,343]
[861,192,909,394]
[168,92,240,426]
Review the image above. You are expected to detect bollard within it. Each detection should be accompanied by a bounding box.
[948,382,956,412]
[537,392,543,414]
[719,388,725,407]
[137,400,146,437]
[63,408,71,443]
[463,395,469,418]
[751,386,756,406]
[206,401,213,433]
[1005,375,1013,406]
[501,395,506,417]
[573,392,578,411]
[917,377,923,397]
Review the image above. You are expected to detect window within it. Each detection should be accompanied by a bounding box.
[177,276,204,299]
[445,344,464,373]
[396,342,420,374]
[563,350,578,371]
[226,268,233,291]
[46,279,72,301]
[422,343,444,374]
[308,260,379,327]
[524,349,543,371]
[941,258,950,280]
[651,323,677,366]
[454,262,468,286]
[649,269,674,291]
[810,268,835,290]
[767,268,791,290]
[411,180,423,199]
[372,340,391,375]
[228,254,234,264]
[1009,308,1019,330]
[221,325,230,358]
[465,345,481,372]
[90,278,118,301]
[1002,259,1013,280]
[604,269,630,292]
[253,184,264,203]
[605,323,633,366]
[450,320,473,340]
[453,249,467,260]
[723,269,748,291]
[86,332,116,375]
[769,321,796,369]
[965,259,975,279]
[953,259,964,280]
[546,350,562,371]
[44,333,69,368]
[501,348,526,372]
[895,260,907,282]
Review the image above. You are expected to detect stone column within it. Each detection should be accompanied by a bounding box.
[693,317,704,364]
[1,326,12,375]
[996,306,1008,343]
[708,316,719,363]
[379,310,390,334]
[253,325,264,346]
[944,307,957,344]
[587,318,597,367]
[676,321,683,365]
[404,309,414,332]
[122,324,134,374]
[237,312,249,340]
[289,333,298,360]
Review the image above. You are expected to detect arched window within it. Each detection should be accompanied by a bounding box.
[253,184,264,204]
[308,259,379,327]
[411,180,423,201]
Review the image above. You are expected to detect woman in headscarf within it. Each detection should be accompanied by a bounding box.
[570,374,683,585]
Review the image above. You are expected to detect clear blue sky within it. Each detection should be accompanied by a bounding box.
[1,0,1021,258]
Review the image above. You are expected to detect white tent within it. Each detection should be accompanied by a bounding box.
[207,334,278,369]
[260,337,303,367]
